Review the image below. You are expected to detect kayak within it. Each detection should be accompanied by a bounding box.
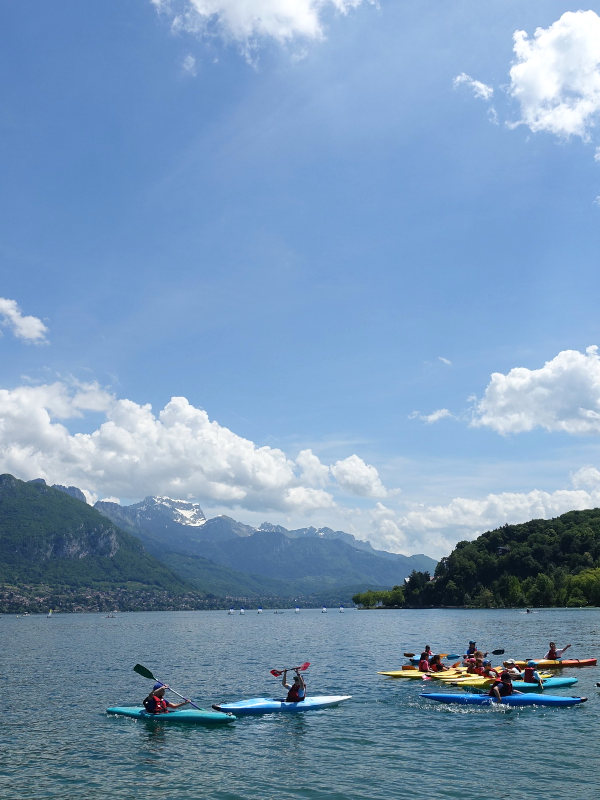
[420,692,587,707]
[460,677,578,693]
[211,695,351,715]
[378,670,435,679]
[106,706,235,724]
[513,658,596,669]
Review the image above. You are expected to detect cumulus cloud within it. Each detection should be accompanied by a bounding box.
[0,380,392,515]
[453,72,493,101]
[509,10,600,140]
[0,297,48,343]
[182,53,197,74]
[330,454,387,497]
[472,345,600,435]
[151,0,370,53]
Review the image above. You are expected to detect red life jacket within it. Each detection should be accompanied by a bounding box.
[418,659,430,672]
[286,683,305,702]
[144,694,167,713]
[523,667,538,683]
[546,648,558,659]
[488,680,513,697]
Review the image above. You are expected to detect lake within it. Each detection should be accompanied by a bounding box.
[2,606,598,799]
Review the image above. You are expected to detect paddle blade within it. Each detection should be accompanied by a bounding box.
[298,662,310,672]
[403,652,415,658]
[134,663,156,681]
[270,669,283,677]
[491,649,505,656]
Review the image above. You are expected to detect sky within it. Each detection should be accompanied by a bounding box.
[3,1,600,559]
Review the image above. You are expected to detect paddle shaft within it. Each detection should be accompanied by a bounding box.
[133,664,200,710]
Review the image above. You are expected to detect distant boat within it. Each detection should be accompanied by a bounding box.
[228,608,235,615]
[257,607,263,614]
[339,606,344,613]
[295,607,300,614]
[322,607,327,613]
[240,608,245,615]
[47,609,53,618]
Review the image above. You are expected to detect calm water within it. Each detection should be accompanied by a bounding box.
[2,607,599,799]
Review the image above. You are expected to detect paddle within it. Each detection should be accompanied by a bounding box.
[270,661,310,678]
[133,663,199,710]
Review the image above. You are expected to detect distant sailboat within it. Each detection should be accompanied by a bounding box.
[47,609,53,618]
[239,608,245,615]
[322,606,327,613]
[295,606,300,614]
[339,606,344,613]
[257,607,263,614]
[228,608,235,615]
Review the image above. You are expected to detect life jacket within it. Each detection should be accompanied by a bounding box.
[143,694,167,713]
[523,666,538,683]
[546,648,558,659]
[488,679,513,697]
[473,666,485,675]
[418,659,430,672]
[286,683,305,702]
[430,662,444,672]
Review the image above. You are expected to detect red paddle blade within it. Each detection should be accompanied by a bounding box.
[298,662,310,671]
[270,669,283,677]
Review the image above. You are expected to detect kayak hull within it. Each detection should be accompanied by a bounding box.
[452,676,577,691]
[211,695,351,715]
[513,658,596,669]
[420,692,587,707]
[106,706,235,724]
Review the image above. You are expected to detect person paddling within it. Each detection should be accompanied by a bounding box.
[545,642,571,660]
[282,669,306,702]
[489,671,522,701]
[523,660,544,690]
[143,682,190,714]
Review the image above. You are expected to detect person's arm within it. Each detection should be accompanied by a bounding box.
[282,669,290,689]
[557,645,572,658]
[166,700,189,709]
[295,670,306,690]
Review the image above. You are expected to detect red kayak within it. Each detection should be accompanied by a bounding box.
[514,658,596,669]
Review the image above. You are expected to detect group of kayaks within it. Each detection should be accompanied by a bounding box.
[378,651,596,708]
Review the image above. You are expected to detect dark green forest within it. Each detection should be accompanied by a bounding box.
[353,508,600,609]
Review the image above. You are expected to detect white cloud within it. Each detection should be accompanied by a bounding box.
[330,453,387,497]
[151,0,371,51]
[438,356,452,366]
[509,10,600,140]
[0,380,396,514]
[182,53,197,74]
[410,408,453,424]
[453,72,494,101]
[472,345,600,435]
[0,297,48,343]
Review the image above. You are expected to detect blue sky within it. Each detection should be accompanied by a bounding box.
[3,1,600,559]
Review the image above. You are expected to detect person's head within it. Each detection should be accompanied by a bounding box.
[420,651,429,660]
[527,660,536,667]
[483,660,491,667]
[505,659,516,666]
[431,654,441,664]
[549,642,555,648]
[152,682,166,696]
[469,641,476,646]
[500,671,512,683]
[293,676,302,684]
[425,645,431,652]
[475,658,483,665]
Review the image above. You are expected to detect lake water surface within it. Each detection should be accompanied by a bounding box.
[2,607,599,799]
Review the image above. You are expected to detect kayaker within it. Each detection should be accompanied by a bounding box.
[282,669,306,702]
[429,654,449,672]
[466,641,477,656]
[503,659,522,677]
[482,661,500,680]
[523,660,544,690]
[143,683,190,714]
[418,652,431,671]
[488,671,522,701]
[545,642,571,659]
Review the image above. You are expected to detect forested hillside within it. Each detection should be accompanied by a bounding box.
[354,508,600,608]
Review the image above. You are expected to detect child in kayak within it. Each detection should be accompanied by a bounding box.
[502,658,522,677]
[428,654,449,672]
[489,671,522,701]
[523,660,544,690]
[545,642,571,659]
[143,683,190,714]
[282,669,306,702]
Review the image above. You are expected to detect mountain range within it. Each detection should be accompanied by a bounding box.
[0,473,436,611]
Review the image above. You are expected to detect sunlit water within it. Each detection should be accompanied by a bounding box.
[2,607,598,799]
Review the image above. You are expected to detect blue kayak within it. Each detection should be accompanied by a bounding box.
[106,706,235,724]
[420,692,587,707]
[212,695,352,715]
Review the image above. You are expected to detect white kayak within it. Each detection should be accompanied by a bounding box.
[212,695,352,715]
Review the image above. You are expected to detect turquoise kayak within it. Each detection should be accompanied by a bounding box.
[212,695,352,715]
[106,706,235,724]
[421,692,587,707]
